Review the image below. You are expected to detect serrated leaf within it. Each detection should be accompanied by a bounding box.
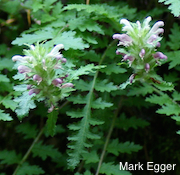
[166,50,180,69]
[14,91,36,118]
[116,113,149,131]
[0,58,14,71]
[0,96,18,110]
[68,94,88,104]
[127,84,154,96]
[100,63,127,75]
[32,141,61,160]
[16,123,38,139]
[52,31,89,50]
[107,139,142,156]
[100,162,131,175]
[158,0,180,17]
[75,79,92,91]
[12,28,54,46]
[0,150,21,165]
[92,98,113,109]
[46,110,58,137]
[69,16,104,34]
[95,79,117,92]
[0,110,13,121]
[167,23,180,50]
[0,75,9,82]
[17,163,44,175]
[156,103,180,116]
[82,150,99,164]
[145,93,171,105]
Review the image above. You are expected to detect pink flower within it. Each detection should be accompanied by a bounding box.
[52,78,63,86]
[61,83,74,88]
[29,88,40,95]
[153,52,167,60]
[139,49,145,59]
[18,65,31,74]
[113,34,133,46]
[145,63,150,72]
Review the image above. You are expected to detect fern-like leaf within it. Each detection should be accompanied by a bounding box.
[100,162,131,175]
[158,0,180,17]
[107,139,142,156]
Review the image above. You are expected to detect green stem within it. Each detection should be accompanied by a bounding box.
[95,98,123,175]
[12,127,44,175]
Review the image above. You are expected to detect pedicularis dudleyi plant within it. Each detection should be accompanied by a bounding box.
[12,43,74,113]
[1,0,180,174]
[113,16,167,84]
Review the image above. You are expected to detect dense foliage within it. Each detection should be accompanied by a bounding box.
[0,0,180,174]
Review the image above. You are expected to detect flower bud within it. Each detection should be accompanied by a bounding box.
[139,49,145,59]
[147,34,158,44]
[116,50,125,55]
[47,44,64,57]
[61,83,74,88]
[123,54,134,61]
[129,74,135,84]
[48,104,55,113]
[52,78,63,86]
[29,88,40,95]
[153,52,167,60]
[113,34,133,46]
[33,74,42,84]
[145,63,150,72]
[61,58,67,63]
[18,65,31,74]
[27,85,32,90]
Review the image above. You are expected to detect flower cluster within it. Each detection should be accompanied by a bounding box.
[113,16,167,83]
[12,43,74,113]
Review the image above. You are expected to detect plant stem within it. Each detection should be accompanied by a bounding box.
[12,127,44,175]
[86,0,90,5]
[95,99,123,175]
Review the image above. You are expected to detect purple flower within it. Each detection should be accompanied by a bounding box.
[153,52,167,60]
[48,104,55,113]
[139,49,145,59]
[145,63,150,72]
[112,34,133,46]
[18,65,31,74]
[52,78,63,86]
[61,83,74,88]
[61,58,67,63]
[149,21,164,35]
[33,74,42,84]
[147,34,158,44]
[129,74,135,84]
[29,88,40,95]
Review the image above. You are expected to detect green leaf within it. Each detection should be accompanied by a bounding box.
[158,0,180,17]
[100,63,127,75]
[116,113,149,131]
[0,58,14,71]
[92,98,113,109]
[16,123,38,139]
[95,79,117,92]
[0,150,21,165]
[100,162,131,175]
[156,103,180,116]
[68,16,104,34]
[167,23,180,50]
[52,31,89,50]
[82,150,99,164]
[16,163,45,175]
[0,110,13,121]
[12,28,54,46]
[166,50,180,69]
[32,141,61,160]
[14,91,36,118]
[46,110,58,137]
[107,139,142,156]
[0,75,9,82]
[145,93,171,105]
[0,96,18,110]
[127,84,154,96]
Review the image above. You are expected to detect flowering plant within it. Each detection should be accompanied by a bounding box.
[12,43,74,113]
[113,16,167,84]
